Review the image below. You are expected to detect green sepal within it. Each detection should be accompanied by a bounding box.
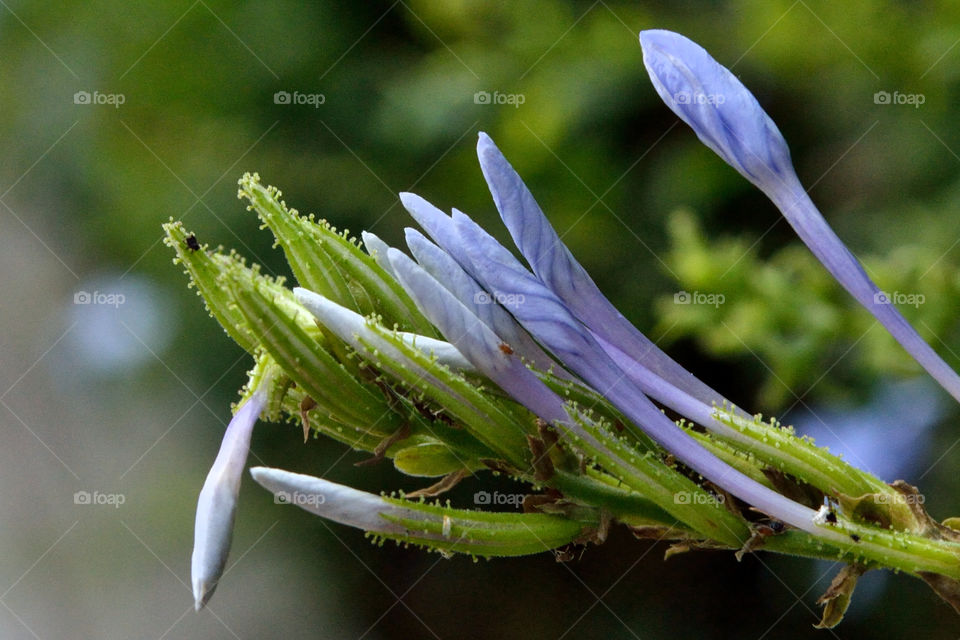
[393,443,482,477]
[541,371,657,452]
[219,262,408,435]
[239,350,289,421]
[238,173,434,334]
[713,406,885,498]
[549,469,682,529]
[560,406,749,547]
[163,220,260,354]
[376,496,589,557]
[352,319,534,468]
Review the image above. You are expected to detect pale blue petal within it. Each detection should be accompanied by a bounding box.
[639,30,800,196]
[451,211,826,533]
[396,330,475,372]
[191,387,266,610]
[360,231,397,279]
[399,192,476,275]
[405,226,566,376]
[387,247,569,418]
[476,132,728,407]
[250,467,418,534]
[294,287,472,373]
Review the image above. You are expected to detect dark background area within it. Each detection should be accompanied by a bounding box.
[3,1,960,638]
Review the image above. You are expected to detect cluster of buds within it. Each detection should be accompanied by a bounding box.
[166,30,960,627]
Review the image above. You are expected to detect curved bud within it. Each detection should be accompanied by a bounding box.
[641,30,960,406]
[404,226,565,375]
[639,29,800,195]
[191,383,267,610]
[361,231,398,279]
[251,467,414,533]
[250,466,587,556]
[476,132,735,406]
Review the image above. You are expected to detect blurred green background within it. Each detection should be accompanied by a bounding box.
[4,1,960,637]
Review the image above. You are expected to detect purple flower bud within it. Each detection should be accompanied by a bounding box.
[361,231,397,279]
[641,29,960,406]
[191,384,267,610]
[639,29,800,195]
[404,227,563,375]
[449,208,833,536]
[250,467,416,535]
[294,286,475,374]
[476,132,727,408]
[387,246,569,419]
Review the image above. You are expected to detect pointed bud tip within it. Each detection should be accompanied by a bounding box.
[476,133,511,181]
[638,28,797,195]
[639,30,708,66]
[292,286,310,300]
[386,246,409,269]
[638,29,681,49]
[250,466,314,499]
[476,131,495,154]
[294,288,358,328]
[192,575,216,611]
[398,192,420,207]
[403,226,426,244]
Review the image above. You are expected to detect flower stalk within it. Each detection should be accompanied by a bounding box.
[170,30,960,625]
